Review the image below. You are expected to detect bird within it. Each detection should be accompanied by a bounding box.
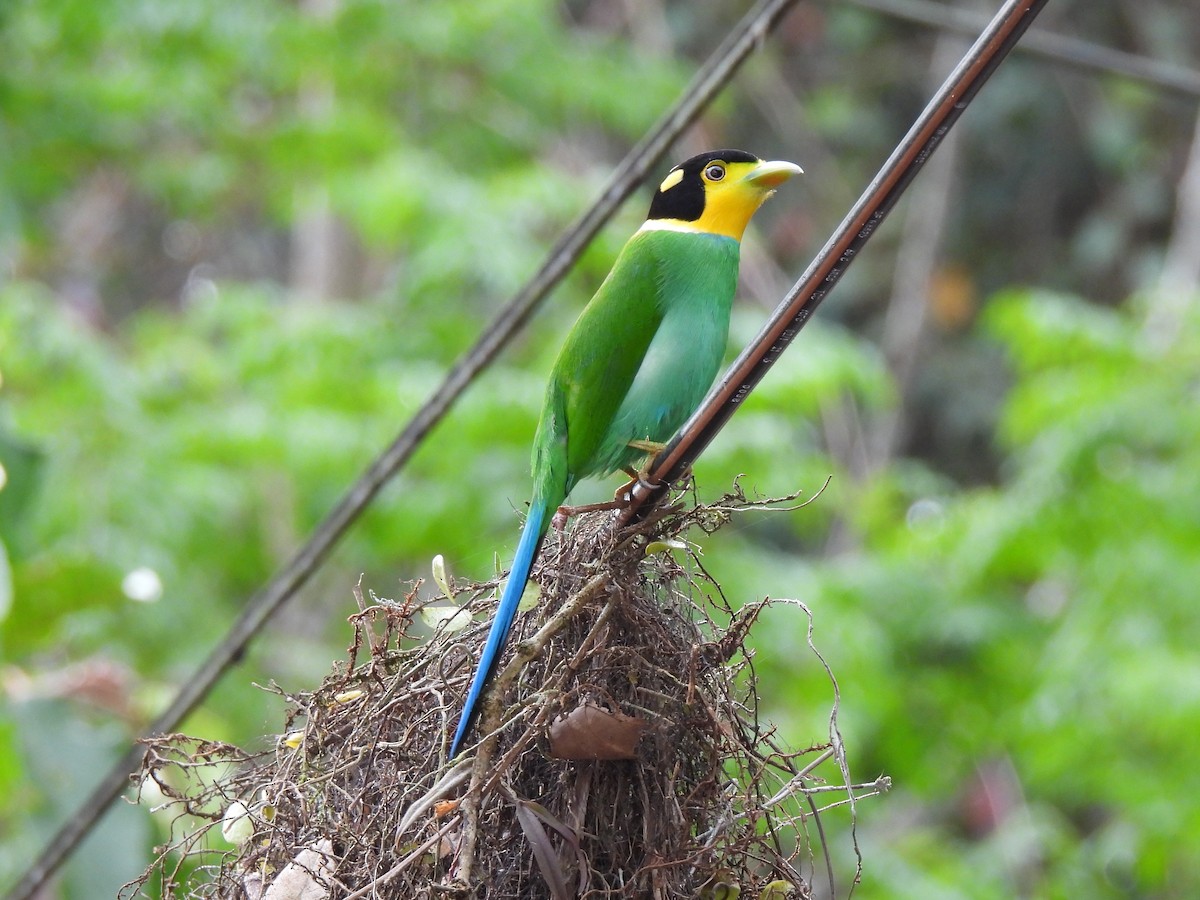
[449,149,802,757]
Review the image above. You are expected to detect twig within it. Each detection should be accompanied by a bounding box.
[395,761,473,839]
[341,819,458,900]
[705,475,833,512]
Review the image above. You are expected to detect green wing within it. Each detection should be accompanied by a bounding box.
[532,232,665,498]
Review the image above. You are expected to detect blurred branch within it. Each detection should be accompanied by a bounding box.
[824,28,968,555]
[1144,109,1200,348]
[847,0,1200,100]
[864,31,967,472]
[623,0,1051,524]
[1162,113,1200,292]
[5,1,804,897]
[619,0,672,57]
[290,0,344,301]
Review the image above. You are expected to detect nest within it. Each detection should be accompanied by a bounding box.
[129,483,869,900]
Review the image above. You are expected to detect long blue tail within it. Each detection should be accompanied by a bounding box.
[449,498,548,757]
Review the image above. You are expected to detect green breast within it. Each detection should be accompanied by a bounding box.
[589,229,740,476]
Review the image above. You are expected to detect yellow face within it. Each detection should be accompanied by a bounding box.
[647,155,803,241]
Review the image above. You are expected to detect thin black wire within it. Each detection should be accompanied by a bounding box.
[4,1,803,898]
[622,0,1054,523]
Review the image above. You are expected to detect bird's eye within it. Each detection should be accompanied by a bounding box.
[704,163,726,182]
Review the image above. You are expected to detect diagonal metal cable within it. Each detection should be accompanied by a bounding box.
[5,1,803,897]
[623,0,1054,522]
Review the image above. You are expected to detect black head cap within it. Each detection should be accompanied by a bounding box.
[647,149,760,222]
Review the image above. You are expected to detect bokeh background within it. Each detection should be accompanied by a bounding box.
[2,0,1198,896]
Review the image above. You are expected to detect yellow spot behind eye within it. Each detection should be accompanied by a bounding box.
[658,168,684,193]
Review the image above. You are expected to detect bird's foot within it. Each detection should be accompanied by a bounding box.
[624,440,670,492]
[627,462,669,494]
[626,438,667,454]
[552,457,670,533]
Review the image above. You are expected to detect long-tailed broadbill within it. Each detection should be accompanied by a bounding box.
[449,149,802,757]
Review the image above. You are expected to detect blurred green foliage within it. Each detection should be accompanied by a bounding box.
[752,291,1200,897]
[2,0,1199,897]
